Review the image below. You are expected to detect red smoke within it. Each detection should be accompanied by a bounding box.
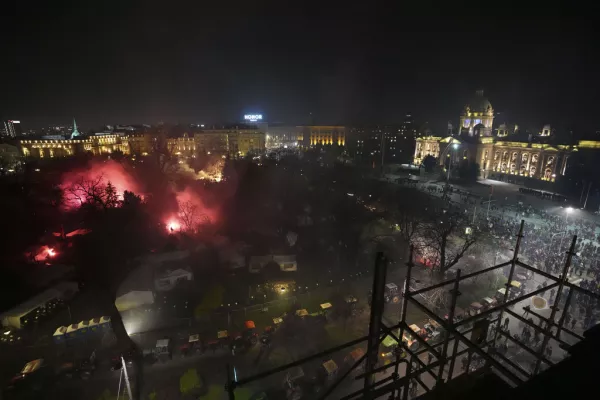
[33,246,57,262]
[60,160,140,209]
[58,159,220,234]
[164,187,218,233]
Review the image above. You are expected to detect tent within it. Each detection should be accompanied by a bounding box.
[53,326,67,343]
[99,316,111,330]
[0,281,79,329]
[115,290,154,312]
[66,323,79,338]
[76,320,89,335]
[88,318,100,333]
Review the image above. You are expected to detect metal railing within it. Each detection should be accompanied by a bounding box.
[223,220,600,399]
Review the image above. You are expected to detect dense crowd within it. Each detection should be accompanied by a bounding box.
[518,187,569,203]
[462,195,600,333]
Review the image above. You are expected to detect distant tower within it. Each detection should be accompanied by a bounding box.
[70,118,81,139]
[459,90,494,137]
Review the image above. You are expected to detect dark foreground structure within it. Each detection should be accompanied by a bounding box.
[225,220,600,399]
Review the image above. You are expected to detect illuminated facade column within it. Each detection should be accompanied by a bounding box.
[551,154,559,179]
[534,153,543,179]
[515,151,521,174]
[561,155,569,175]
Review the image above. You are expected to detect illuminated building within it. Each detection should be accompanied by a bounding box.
[459,90,494,137]
[20,125,265,160]
[194,131,229,155]
[229,131,265,155]
[349,118,417,165]
[167,134,196,157]
[413,92,600,182]
[70,118,81,139]
[194,127,265,156]
[2,120,22,137]
[0,143,20,170]
[265,125,303,149]
[21,135,142,159]
[301,125,346,147]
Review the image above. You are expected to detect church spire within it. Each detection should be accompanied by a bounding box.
[71,118,80,139]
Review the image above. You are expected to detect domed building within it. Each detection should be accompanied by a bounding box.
[411,91,600,184]
[459,90,494,137]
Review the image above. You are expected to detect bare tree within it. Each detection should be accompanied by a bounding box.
[178,200,210,233]
[65,176,120,210]
[420,207,477,279]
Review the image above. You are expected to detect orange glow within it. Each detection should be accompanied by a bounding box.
[60,160,140,209]
[166,219,181,233]
[33,246,58,262]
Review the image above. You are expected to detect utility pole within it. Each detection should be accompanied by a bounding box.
[486,186,494,219]
[583,182,592,209]
[380,131,386,176]
[121,356,133,400]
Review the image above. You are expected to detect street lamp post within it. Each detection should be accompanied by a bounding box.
[446,142,460,184]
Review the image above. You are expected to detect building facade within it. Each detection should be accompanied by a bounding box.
[2,120,22,138]
[459,90,494,137]
[412,91,600,182]
[21,128,266,160]
[301,126,346,147]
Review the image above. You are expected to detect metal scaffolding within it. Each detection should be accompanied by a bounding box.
[225,220,600,399]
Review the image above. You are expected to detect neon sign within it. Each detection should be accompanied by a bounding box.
[244,114,263,122]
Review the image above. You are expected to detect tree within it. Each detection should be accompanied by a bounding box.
[67,191,151,400]
[419,207,477,279]
[64,176,120,210]
[422,155,437,173]
[178,200,210,233]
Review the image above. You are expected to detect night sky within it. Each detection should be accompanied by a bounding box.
[1,3,597,134]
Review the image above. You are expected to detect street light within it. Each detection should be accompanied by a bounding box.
[441,139,460,184]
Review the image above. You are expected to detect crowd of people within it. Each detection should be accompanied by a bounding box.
[441,182,600,332]
[518,187,569,203]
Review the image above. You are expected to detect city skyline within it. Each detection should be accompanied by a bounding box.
[1,6,597,134]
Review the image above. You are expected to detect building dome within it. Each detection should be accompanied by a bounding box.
[466,90,493,114]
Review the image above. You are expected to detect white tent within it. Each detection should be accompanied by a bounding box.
[0,281,79,329]
[115,290,154,312]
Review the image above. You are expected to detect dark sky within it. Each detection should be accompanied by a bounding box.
[1,3,597,134]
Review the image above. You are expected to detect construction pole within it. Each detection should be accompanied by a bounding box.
[226,364,235,400]
[534,235,577,374]
[583,182,592,209]
[364,252,388,392]
[492,220,524,347]
[121,356,133,400]
[437,269,461,386]
[380,131,386,177]
[486,186,493,219]
[117,366,123,400]
[556,287,574,340]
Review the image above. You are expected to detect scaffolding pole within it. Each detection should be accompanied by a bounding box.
[493,220,524,347]
[504,308,570,349]
[406,295,524,385]
[556,287,574,340]
[437,269,461,386]
[363,252,388,392]
[220,228,596,400]
[534,235,577,374]
[523,307,584,341]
